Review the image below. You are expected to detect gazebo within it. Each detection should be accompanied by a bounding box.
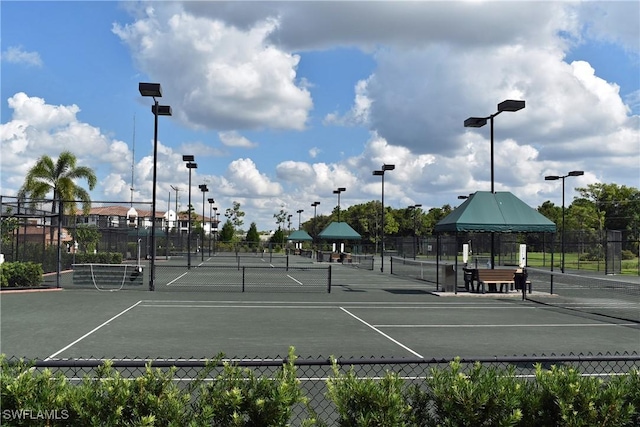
[318,222,362,262]
[434,191,556,290]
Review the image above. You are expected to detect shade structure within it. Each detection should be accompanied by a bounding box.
[318,222,362,240]
[287,230,313,241]
[434,191,556,233]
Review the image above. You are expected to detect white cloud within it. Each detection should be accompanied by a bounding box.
[324,79,371,126]
[219,131,258,148]
[309,147,321,158]
[113,6,313,132]
[1,46,42,67]
[224,158,282,196]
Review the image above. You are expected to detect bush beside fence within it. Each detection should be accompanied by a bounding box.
[2,351,639,426]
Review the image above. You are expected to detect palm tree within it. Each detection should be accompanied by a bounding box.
[18,150,97,216]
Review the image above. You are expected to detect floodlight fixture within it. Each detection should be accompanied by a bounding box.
[497,99,526,112]
[151,105,172,116]
[139,82,162,98]
[464,117,488,128]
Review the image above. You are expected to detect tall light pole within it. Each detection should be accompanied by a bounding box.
[170,185,181,256]
[297,209,304,229]
[138,82,172,291]
[373,164,395,272]
[333,187,346,222]
[183,155,197,269]
[208,197,215,256]
[545,170,584,273]
[311,201,320,243]
[199,184,208,262]
[214,210,219,254]
[465,99,525,269]
[409,204,422,259]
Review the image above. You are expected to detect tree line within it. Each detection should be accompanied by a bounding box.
[9,151,639,253]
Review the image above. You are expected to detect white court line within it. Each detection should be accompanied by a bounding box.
[374,323,638,328]
[140,300,528,307]
[139,304,337,309]
[45,300,142,361]
[165,271,189,286]
[287,274,303,285]
[339,307,423,358]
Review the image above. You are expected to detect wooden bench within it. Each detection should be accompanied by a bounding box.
[476,269,515,293]
[475,269,531,294]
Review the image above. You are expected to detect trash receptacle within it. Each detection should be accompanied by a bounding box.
[441,264,456,292]
[514,268,528,293]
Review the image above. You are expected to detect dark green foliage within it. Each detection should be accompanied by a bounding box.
[245,222,260,244]
[327,360,410,427]
[2,354,639,426]
[190,348,307,426]
[0,262,43,287]
[408,358,522,427]
[72,252,122,264]
[270,227,285,248]
[520,364,636,427]
[621,249,635,260]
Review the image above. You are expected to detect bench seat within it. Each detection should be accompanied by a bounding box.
[475,269,531,294]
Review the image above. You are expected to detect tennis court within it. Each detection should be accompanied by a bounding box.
[1,257,639,361]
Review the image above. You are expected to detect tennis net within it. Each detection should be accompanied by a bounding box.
[525,267,639,322]
[156,265,331,293]
[71,263,144,291]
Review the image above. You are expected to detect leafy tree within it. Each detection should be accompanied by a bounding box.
[224,201,245,234]
[270,227,285,247]
[245,222,260,244]
[576,183,640,231]
[537,201,561,226]
[219,219,235,243]
[273,207,288,232]
[423,205,452,233]
[71,224,101,253]
[1,207,19,247]
[18,151,97,215]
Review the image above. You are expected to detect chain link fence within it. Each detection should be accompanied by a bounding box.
[9,353,639,426]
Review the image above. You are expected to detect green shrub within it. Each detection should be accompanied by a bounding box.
[73,252,122,265]
[521,364,635,427]
[2,354,639,426]
[1,262,43,287]
[0,356,72,426]
[621,249,636,260]
[69,360,190,426]
[191,347,307,426]
[408,358,522,427]
[326,359,411,426]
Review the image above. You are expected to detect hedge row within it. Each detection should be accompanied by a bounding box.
[0,262,43,288]
[1,352,639,426]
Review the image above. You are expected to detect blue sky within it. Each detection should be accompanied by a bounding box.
[1,1,639,231]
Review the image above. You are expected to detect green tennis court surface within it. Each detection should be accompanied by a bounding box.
[2,262,639,360]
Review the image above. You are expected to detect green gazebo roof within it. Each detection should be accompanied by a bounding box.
[288,230,313,241]
[318,222,362,240]
[435,191,556,233]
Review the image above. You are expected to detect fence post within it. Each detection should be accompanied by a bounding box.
[327,265,331,293]
[242,266,245,292]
